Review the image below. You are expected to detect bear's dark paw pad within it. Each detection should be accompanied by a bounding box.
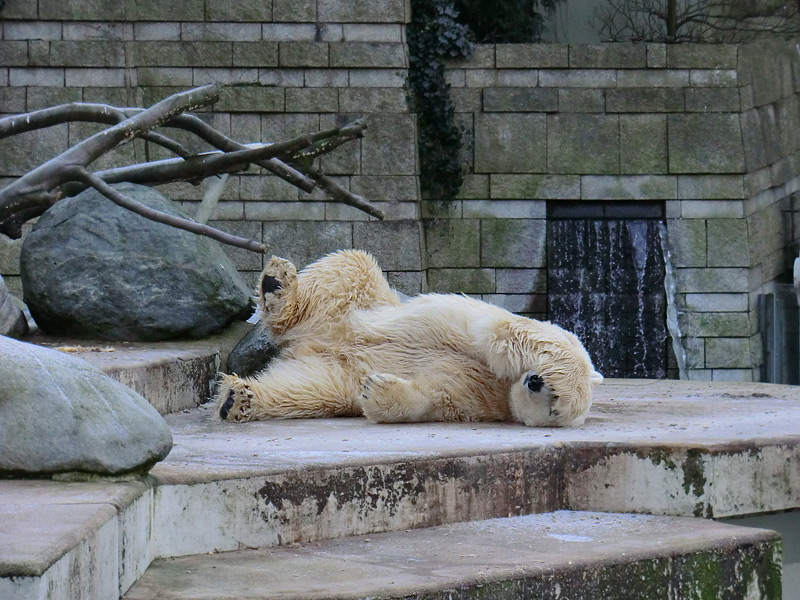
[261,275,282,295]
[220,392,235,420]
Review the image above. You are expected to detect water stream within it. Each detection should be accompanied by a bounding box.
[547,219,667,379]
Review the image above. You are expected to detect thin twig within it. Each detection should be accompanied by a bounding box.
[68,167,266,253]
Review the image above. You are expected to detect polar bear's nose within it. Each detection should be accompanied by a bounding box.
[524,373,544,393]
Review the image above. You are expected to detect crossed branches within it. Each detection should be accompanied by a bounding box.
[0,84,383,252]
[594,0,800,43]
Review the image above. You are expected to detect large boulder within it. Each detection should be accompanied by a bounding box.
[0,336,172,477]
[0,275,27,338]
[20,183,253,341]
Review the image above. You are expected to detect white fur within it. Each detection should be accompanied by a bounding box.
[216,250,602,427]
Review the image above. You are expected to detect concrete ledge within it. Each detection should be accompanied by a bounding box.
[124,511,781,600]
[1,379,798,599]
[0,480,150,599]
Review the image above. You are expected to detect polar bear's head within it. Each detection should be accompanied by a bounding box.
[474,316,602,427]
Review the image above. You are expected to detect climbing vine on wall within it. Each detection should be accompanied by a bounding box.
[407,0,474,202]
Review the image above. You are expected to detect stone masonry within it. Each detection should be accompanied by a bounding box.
[1,1,800,381]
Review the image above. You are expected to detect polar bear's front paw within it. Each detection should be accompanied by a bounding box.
[359,373,430,423]
[217,377,255,422]
[258,256,298,316]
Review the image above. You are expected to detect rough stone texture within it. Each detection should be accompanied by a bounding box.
[668,114,746,174]
[125,512,780,600]
[225,323,281,378]
[20,183,252,341]
[4,4,800,382]
[474,113,546,174]
[0,275,27,338]
[481,219,547,268]
[0,337,172,476]
[0,378,797,598]
[548,114,620,174]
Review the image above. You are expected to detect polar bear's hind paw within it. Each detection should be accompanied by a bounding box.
[218,381,254,422]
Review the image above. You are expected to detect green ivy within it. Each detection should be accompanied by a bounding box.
[407,0,474,202]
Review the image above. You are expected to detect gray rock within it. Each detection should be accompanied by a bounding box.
[226,323,281,377]
[20,183,253,341]
[0,336,172,477]
[0,275,27,338]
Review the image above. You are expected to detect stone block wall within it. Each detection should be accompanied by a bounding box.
[0,0,424,298]
[441,40,800,381]
[2,2,800,381]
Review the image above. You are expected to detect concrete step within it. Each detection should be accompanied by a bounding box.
[2,379,799,600]
[25,322,248,414]
[123,511,781,600]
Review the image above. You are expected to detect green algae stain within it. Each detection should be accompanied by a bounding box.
[645,448,678,471]
[681,449,706,498]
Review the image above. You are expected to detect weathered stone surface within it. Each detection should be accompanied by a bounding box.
[226,323,281,378]
[353,221,421,271]
[263,221,352,268]
[606,88,683,113]
[205,0,272,22]
[0,275,27,338]
[491,174,580,199]
[424,219,480,268]
[361,114,417,176]
[495,44,568,68]
[273,0,316,22]
[21,183,253,341]
[482,87,557,112]
[707,219,750,267]
[126,511,781,600]
[685,87,741,113]
[427,268,495,294]
[581,175,676,200]
[548,114,619,174]
[668,114,746,174]
[677,268,748,293]
[0,337,172,476]
[705,337,752,369]
[667,219,706,268]
[557,89,604,113]
[475,114,546,174]
[481,219,546,268]
[279,42,329,67]
[620,114,668,174]
[666,44,738,69]
[216,85,284,112]
[329,42,406,68]
[569,44,646,69]
[317,0,405,23]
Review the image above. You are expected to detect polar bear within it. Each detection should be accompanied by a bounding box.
[216,250,602,427]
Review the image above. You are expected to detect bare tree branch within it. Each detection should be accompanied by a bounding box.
[67,167,266,253]
[0,85,383,254]
[0,85,219,231]
[593,0,800,42]
[303,167,385,220]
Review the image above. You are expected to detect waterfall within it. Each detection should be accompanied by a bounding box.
[657,222,688,380]
[547,219,667,378]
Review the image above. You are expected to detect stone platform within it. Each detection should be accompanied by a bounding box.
[1,374,799,599]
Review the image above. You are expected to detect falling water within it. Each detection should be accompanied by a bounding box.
[547,219,667,379]
[657,222,688,380]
